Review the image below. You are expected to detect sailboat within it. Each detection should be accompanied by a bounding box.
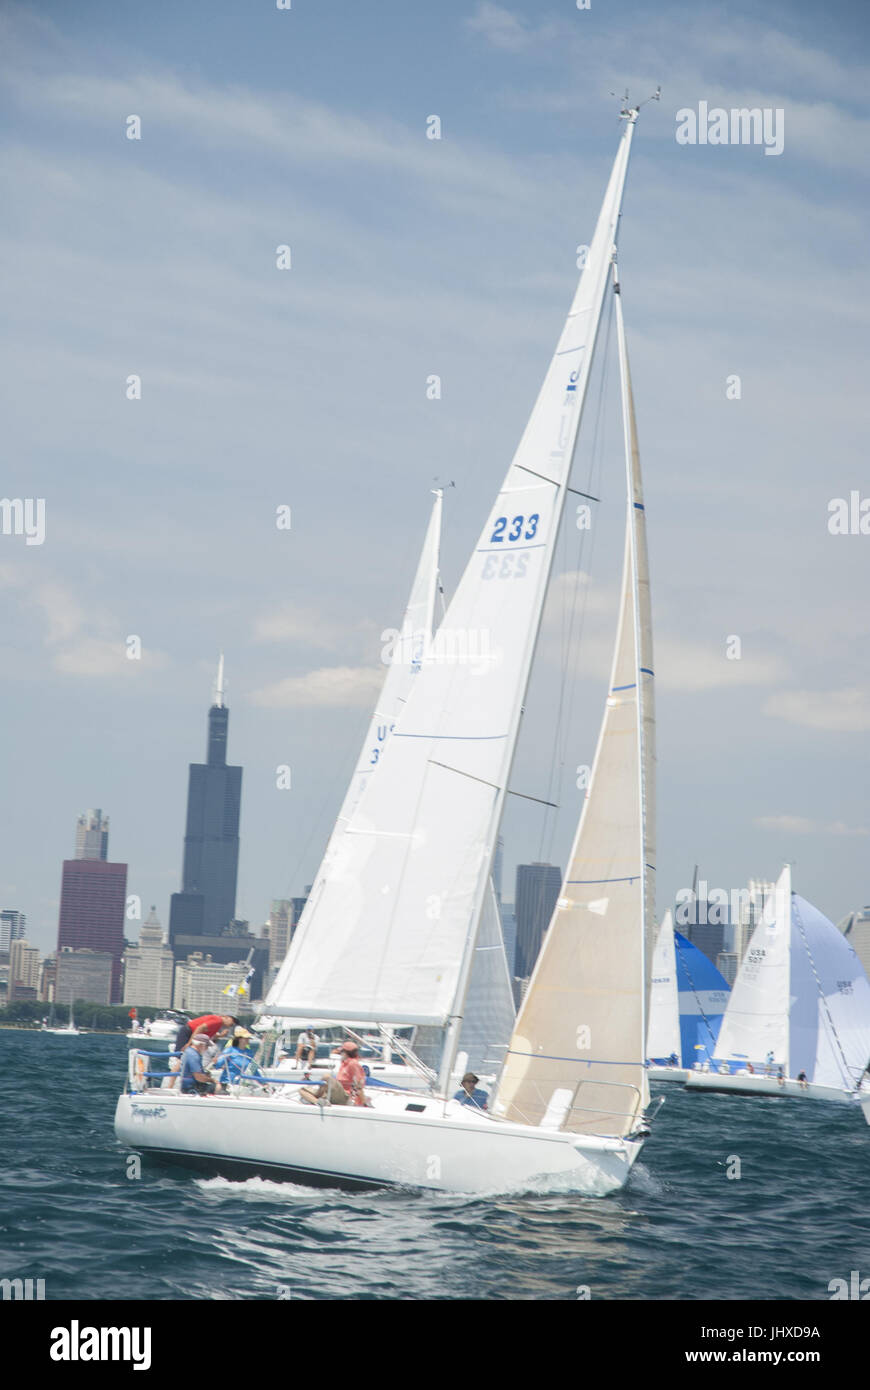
[686,865,870,1103]
[257,491,516,1090]
[646,909,730,1081]
[43,1000,83,1036]
[116,103,657,1194]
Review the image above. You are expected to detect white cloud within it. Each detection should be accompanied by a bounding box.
[0,563,168,678]
[250,665,382,709]
[755,814,870,838]
[763,688,870,733]
[251,604,350,650]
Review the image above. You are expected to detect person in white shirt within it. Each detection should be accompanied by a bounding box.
[295,1027,318,1068]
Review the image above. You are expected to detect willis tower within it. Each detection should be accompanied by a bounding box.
[169,656,242,948]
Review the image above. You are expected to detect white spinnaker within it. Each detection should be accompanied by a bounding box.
[493,262,655,1138]
[267,117,638,1028]
[790,894,870,1090]
[459,878,516,1076]
[647,911,680,1062]
[714,865,791,1069]
[266,492,442,1010]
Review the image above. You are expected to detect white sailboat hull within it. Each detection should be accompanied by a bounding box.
[114,1090,643,1196]
[684,1071,856,1105]
[647,1066,689,1084]
[860,1094,870,1127]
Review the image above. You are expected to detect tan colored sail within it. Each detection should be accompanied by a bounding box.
[493,267,655,1138]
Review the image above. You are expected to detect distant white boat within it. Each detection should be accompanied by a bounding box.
[126,1014,186,1046]
[685,865,870,1105]
[42,1003,84,1036]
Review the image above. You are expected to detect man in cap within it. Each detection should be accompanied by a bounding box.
[179,1035,218,1096]
[453,1072,488,1110]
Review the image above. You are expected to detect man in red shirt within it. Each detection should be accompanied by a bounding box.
[174,1013,238,1052]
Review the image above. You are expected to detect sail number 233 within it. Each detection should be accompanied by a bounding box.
[482,514,539,579]
[490,513,539,543]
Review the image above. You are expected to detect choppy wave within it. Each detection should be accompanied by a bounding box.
[2,1031,869,1299]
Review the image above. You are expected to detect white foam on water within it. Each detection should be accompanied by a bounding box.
[195,1175,320,1203]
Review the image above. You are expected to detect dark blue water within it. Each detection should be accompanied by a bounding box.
[2,1030,867,1300]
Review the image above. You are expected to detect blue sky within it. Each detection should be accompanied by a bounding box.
[2,0,869,955]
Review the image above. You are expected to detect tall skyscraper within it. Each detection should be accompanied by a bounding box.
[56,811,127,1001]
[514,862,562,980]
[169,657,242,947]
[75,809,109,861]
[0,908,26,954]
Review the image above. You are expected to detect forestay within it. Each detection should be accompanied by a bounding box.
[267,118,638,1028]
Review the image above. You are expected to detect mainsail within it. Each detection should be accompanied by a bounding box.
[493,249,654,1139]
[648,911,730,1065]
[713,866,791,1068]
[266,117,639,1057]
[647,911,680,1062]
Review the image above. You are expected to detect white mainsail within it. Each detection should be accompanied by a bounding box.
[266,491,442,1010]
[647,910,680,1062]
[266,119,639,1049]
[714,866,791,1069]
[493,254,655,1139]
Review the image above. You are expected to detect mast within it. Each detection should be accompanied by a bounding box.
[612,254,656,1063]
[435,113,640,1094]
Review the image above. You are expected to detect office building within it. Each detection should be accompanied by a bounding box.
[122,907,175,1008]
[514,862,562,980]
[55,947,114,1006]
[56,812,127,1001]
[0,909,27,954]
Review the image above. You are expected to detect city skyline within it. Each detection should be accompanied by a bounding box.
[2,2,869,956]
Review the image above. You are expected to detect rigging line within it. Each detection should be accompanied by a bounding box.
[792,896,856,1086]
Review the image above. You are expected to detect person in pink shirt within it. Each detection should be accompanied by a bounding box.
[335,1040,369,1106]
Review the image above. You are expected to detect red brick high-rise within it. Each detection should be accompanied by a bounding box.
[56,812,127,1002]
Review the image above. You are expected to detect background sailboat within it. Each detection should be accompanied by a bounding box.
[647,909,730,1080]
[686,865,870,1103]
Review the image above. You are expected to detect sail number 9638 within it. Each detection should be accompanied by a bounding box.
[490,513,539,543]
